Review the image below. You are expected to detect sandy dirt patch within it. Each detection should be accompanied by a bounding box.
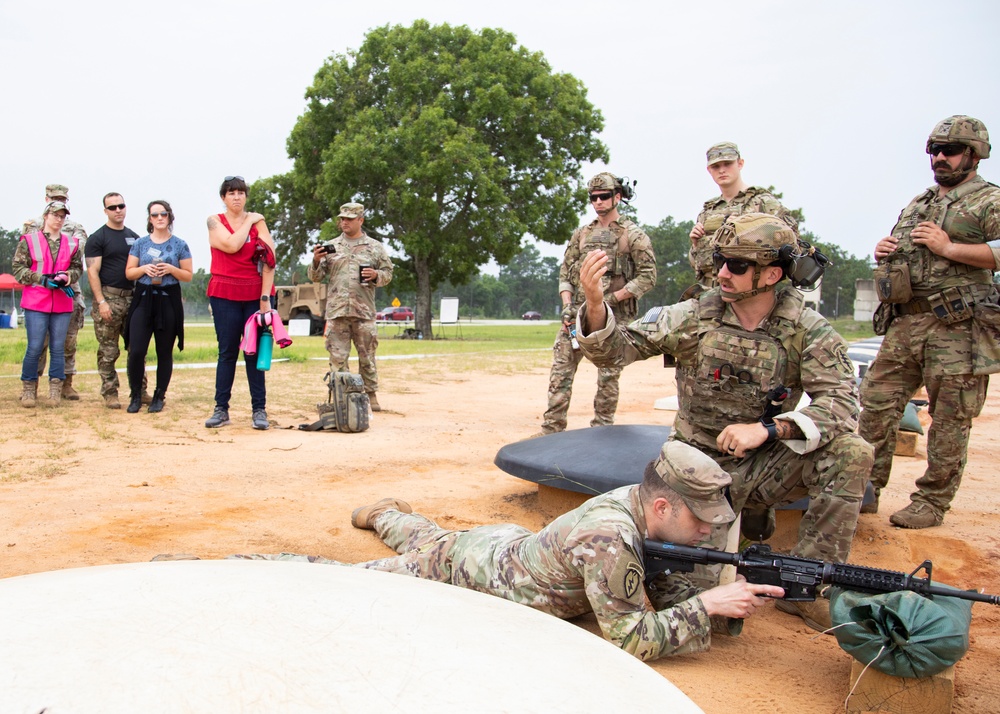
[2,351,998,713]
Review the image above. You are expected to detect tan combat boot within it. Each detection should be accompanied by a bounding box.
[61,374,80,400]
[351,498,412,530]
[47,378,63,407]
[367,392,381,412]
[775,597,833,634]
[104,392,122,409]
[20,381,38,409]
[889,502,943,529]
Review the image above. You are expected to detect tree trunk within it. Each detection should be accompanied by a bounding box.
[414,254,434,339]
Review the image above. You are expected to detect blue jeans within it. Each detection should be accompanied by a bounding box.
[21,309,72,382]
[210,296,266,411]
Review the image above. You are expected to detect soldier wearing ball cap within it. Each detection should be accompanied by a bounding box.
[577,212,872,634]
[534,171,656,436]
[861,115,1000,529]
[230,439,783,662]
[687,142,798,295]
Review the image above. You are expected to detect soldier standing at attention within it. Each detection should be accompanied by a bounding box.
[308,202,393,412]
[23,184,88,400]
[577,213,872,633]
[860,115,1000,529]
[687,143,797,295]
[211,441,785,661]
[86,193,148,409]
[534,172,656,436]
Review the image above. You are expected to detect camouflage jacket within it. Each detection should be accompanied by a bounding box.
[307,232,393,321]
[883,176,1000,294]
[578,286,859,455]
[12,230,84,287]
[689,187,797,285]
[443,485,710,661]
[559,217,656,322]
[23,216,88,294]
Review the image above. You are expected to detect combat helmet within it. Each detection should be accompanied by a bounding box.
[926,115,990,159]
[588,172,621,193]
[712,213,799,301]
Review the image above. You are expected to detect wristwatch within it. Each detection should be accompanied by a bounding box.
[759,419,779,442]
[260,295,270,301]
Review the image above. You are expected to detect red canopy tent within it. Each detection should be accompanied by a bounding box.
[0,273,24,317]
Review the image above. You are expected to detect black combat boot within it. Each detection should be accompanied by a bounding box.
[126,391,142,413]
[148,389,166,413]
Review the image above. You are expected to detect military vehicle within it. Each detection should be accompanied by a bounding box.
[275,283,327,335]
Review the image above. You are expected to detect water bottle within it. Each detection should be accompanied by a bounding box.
[257,328,274,371]
[570,326,579,350]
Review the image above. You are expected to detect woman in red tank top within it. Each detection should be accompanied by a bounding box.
[204,176,276,431]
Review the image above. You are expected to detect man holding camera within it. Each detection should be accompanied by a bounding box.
[860,115,1000,529]
[534,172,656,436]
[576,213,872,633]
[688,142,797,295]
[308,202,394,411]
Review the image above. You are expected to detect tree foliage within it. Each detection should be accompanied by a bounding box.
[255,20,607,337]
[0,226,20,275]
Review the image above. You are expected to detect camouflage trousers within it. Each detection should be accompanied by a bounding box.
[37,296,84,377]
[679,431,871,589]
[859,313,988,514]
[230,511,531,595]
[92,292,132,396]
[325,317,379,393]
[541,327,622,433]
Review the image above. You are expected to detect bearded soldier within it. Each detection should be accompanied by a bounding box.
[860,115,1000,529]
[687,142,797,295]
[535,172,656,436]
[577,213,873,633]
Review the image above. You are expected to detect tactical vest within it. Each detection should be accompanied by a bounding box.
[20,232,78,313]
[577,220,638,319]
[885,178,996,295]
[674,288,808,450]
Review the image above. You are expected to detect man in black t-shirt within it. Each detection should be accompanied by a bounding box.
[86,192,146,409]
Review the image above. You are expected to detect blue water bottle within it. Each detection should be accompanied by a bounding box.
[257,328,274,371]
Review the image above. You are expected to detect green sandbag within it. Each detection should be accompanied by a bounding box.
[898,401,924,434]
[830,586,972,677]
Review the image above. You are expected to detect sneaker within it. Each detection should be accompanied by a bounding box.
[775,598,833,634]
[740,507,776,541]
[351,498,413,530]
[889,502,943,529]
[205,407,231,428]
[252,409,270,430]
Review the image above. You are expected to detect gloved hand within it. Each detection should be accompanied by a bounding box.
[60,286,75,298]
[41,274,60,289]
[52,272,70,287]
[560,304,575,324]
[255,310,273,327]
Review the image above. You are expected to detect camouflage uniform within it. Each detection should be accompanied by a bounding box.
[307,231,393,394]
[23,214,87,378]
[234,485,714,661]
[578,285,872,564]
[859,174,1000,520]
[540,217,656,432]
[689,188,797,288]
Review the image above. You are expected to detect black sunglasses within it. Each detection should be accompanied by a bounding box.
[712,251,753,276]
[589,191,614,203]
[105,203,126,211]
[224,175,245,181]
[927,143,966,157]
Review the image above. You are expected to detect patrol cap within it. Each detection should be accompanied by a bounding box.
[338,202,365,219]
[43,200,70,216]
[46,183,70,199]
[706,142,740,166]
[652,441,735,524]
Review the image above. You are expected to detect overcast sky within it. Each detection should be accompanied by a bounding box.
[2,0,998,282]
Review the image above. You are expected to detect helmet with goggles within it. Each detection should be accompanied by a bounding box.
[925,115,990,160]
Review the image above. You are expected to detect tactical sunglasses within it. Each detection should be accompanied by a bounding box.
[224,175,245,181]
[927,143,966,157]
[104,203,126,211]
[712,252,753,276]
[589,191,614,202]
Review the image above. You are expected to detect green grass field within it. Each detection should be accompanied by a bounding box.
[0,317,875,377]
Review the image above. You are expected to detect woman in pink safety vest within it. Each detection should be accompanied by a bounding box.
[12,201,83,408]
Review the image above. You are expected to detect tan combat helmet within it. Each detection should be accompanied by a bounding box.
[588,172,621,194]
[713,213,799,300]
[926,115,991,159]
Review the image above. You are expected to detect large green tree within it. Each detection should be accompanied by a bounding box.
[255,21,607,337]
